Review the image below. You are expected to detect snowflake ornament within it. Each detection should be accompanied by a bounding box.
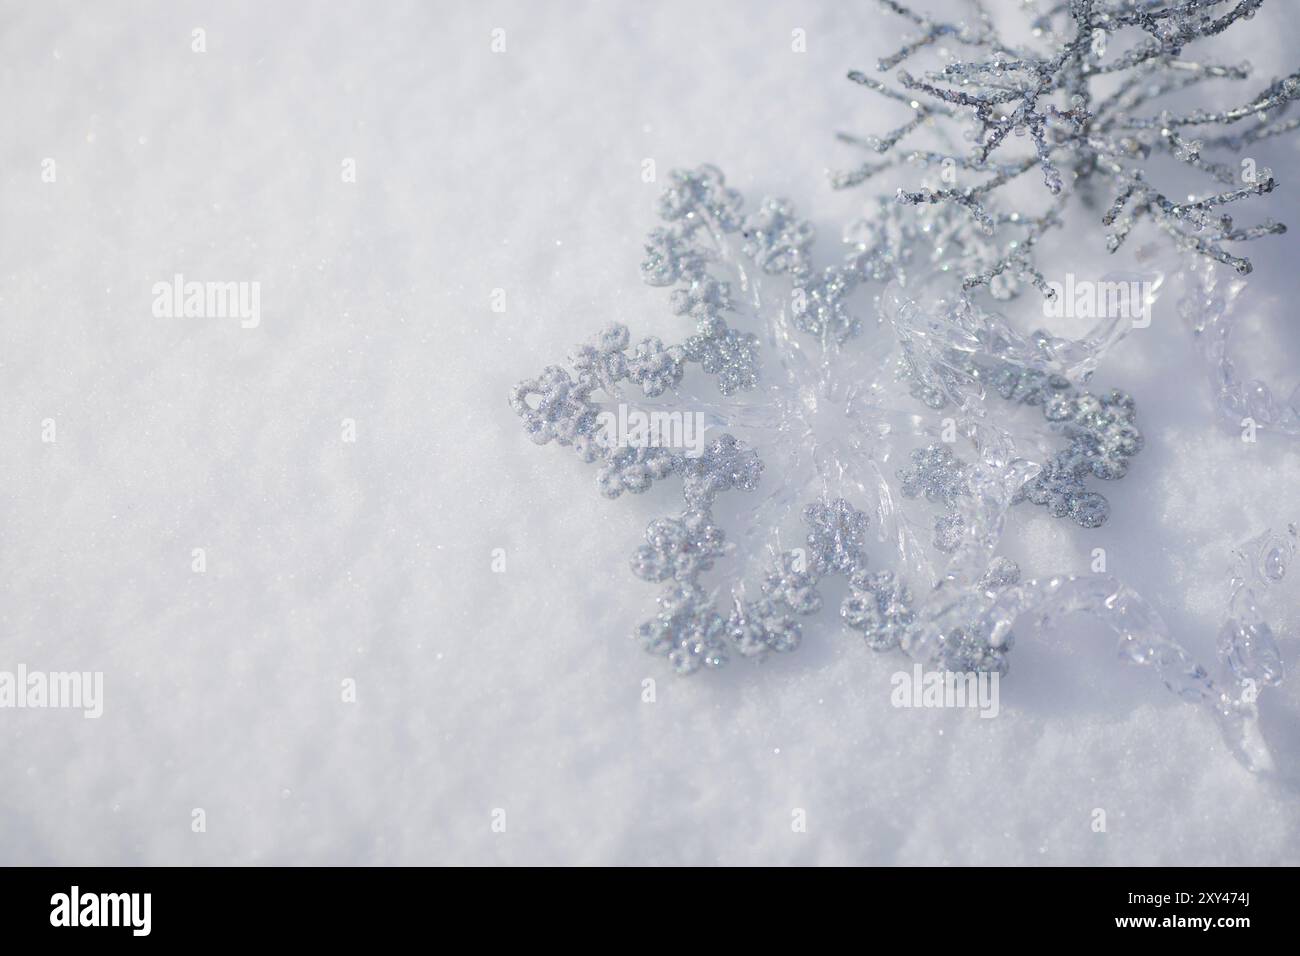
[509,2,1299,774]
[511,163,1145,683]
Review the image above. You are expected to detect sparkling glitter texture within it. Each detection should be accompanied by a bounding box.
[513,165,1149,677]
[836,0,1299,288]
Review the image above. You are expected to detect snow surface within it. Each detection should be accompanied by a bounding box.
[1,0,1298,865]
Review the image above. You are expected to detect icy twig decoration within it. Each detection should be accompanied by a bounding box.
[1179,254,1300,435]
[836,0,1300,292]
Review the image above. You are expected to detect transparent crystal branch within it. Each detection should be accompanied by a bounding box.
[1178,254,1300,436]
[978,573,1276,773]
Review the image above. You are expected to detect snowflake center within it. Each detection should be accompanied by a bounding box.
[793,384,862,455]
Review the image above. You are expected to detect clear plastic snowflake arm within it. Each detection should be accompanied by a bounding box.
[941,454,1036,590]
[979,574,1276,773]
[1178,254,1300,436]
[641,165,844,398]
[869,456,941,583]
[872,234,1159,387]
[726,433,812,588]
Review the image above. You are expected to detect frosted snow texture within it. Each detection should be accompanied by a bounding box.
[3,0,1299,865]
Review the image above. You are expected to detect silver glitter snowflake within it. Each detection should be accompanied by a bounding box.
[510,164,1144,681]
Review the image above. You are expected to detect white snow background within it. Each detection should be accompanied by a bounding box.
[2,0,1299,865]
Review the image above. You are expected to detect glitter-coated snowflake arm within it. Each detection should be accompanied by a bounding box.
[508,319,768,505]
[644,165,869,401]
[640,166,764,396]
[630,500,873,674]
